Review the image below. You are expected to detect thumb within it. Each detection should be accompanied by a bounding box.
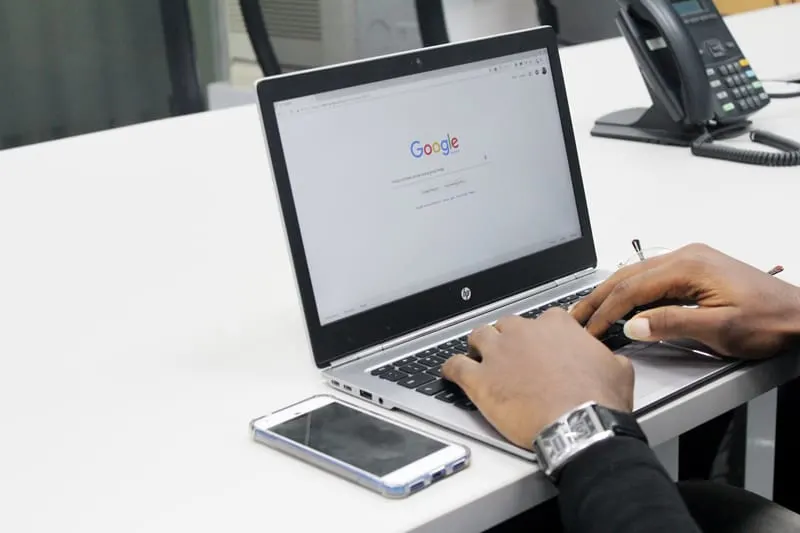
[442,354,482,395]
[623,305,729,344]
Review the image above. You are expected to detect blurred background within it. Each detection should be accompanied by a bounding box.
[0,0,781,151]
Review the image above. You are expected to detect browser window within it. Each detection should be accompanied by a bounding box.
[275,49,581,325]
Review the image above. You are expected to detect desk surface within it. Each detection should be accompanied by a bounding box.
[2,5,800,533]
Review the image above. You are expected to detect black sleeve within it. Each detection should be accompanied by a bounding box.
[556,436,702,533]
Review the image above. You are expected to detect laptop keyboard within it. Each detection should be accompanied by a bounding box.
[369,285,631,410]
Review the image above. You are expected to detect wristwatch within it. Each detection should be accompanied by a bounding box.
[532,401,648,481]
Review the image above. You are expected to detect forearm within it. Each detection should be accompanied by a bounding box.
[556,437,701,533]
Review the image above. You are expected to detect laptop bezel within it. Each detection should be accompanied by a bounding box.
[256,26,596,369]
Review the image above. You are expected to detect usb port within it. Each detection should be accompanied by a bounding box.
[331,380,340,387]
[452,460,467,472]
[343,385,352,392]
[431,469,445,483]
[359,390,373,401]
[410,481,425,493]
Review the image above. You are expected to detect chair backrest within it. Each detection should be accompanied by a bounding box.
[536,0,560,34]
[237,0,282,76]
[415,0,449,47]
[160,0,205,116]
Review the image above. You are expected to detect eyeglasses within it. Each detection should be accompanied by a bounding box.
[617,239,672,269]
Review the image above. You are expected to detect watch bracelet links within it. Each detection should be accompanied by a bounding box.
[533,403,649,480]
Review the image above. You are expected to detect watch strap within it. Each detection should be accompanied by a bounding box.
[594,405,648,444]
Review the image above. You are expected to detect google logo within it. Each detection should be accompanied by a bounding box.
[410,134,460,158]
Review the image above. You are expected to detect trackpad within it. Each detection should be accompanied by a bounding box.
[620,341,735,411]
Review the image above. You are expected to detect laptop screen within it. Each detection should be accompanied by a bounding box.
[274,49,581,326]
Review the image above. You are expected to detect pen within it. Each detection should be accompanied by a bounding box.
[632,239,645,262]
[768,265,784,276]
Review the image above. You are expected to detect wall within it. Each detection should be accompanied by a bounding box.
[0,0,220,151]
[715,0,797,15]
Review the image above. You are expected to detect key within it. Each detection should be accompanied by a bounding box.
[398,362,427,374]
[370,364,393,376]
[380,370,407,382]
[455,399,478,411]
[416,379,447,396]
[435,389,464,403]
[397,373,435,389]
[426,366,443,378]
[418,356,445,367]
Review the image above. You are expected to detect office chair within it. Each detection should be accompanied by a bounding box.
[535,0,560,34]
[415,0,564,48]
[415,0,449,47]
[238,0,282,76]
[159,0,205,116]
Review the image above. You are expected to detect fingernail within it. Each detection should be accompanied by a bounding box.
[623,317,651,340]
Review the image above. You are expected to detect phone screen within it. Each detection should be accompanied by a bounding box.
[671,0,705,16]
[269,401,447,477]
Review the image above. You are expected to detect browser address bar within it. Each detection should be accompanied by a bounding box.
[307,69,498,113]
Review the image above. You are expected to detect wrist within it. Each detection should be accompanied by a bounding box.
[532,402,647,481]
[783,286,800,335]
[767,285,800,350]
[555,435,654,488]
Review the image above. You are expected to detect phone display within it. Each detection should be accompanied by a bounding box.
[251,396,470,498]
[671,0,705,16]
[269,401,447,477]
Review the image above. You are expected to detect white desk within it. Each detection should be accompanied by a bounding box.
[2,5,800,533]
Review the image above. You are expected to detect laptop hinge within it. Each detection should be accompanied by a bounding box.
[328,267,597,368]
[327,345,383,369]
[558,266,595,285]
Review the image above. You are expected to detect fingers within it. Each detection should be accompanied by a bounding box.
[623,305,731,347]
[571,254,673,326]
[494,315,526,332]
[442,354,482,396]
[468,323,500,361]
[583,265,689,337]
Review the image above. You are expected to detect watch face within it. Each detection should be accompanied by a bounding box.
[567,409,599,439]
[539,425,569,464]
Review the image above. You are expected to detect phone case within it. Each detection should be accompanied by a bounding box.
[250,395,470,498]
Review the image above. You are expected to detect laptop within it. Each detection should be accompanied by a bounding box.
[255,26,737,460]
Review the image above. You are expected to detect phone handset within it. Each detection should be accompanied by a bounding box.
[592,0,800,166]
[626,0,714,125]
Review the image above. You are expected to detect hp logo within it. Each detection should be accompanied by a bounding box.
[460,287,472,301]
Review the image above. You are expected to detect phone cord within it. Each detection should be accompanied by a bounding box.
[766,80,800,100]
[691,125,800,167]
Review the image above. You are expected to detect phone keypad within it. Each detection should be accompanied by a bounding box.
[706,57,770,116]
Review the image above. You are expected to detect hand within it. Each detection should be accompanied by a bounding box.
[441,311,634,449]
[571,243,800,359]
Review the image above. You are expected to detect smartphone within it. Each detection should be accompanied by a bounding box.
[250,395,470,498]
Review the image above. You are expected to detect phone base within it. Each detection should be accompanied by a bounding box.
[591,106,704,147]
